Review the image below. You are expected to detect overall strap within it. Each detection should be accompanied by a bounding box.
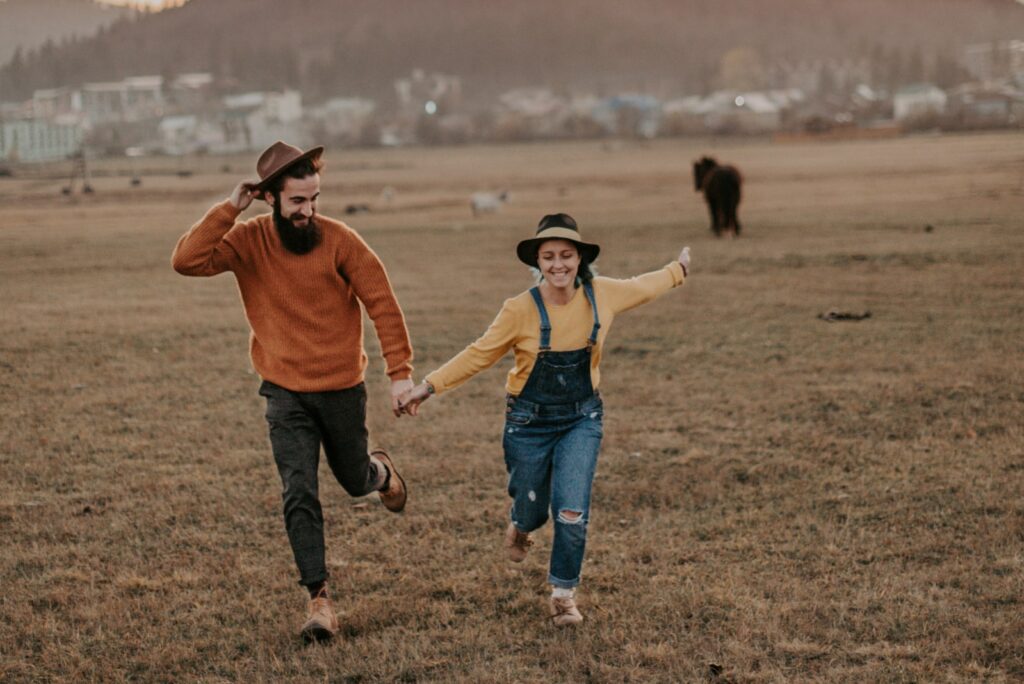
[583,281,601,348]
[528,287,552,351]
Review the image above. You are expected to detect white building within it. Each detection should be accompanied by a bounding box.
[591,94,661,138]
[219,90,305,152]
[307,97,376,143]
[663,89,802,134]
[394,69,462,117]
[730,92,782,131]
[158,114,227,155]
[80,76,164,124]
[0,115,84,162]
[31,87,82,119]
[169,72,215,110]
[964,41,1024,82]
[893,84,947,121]
[945,82,1024,127]
[495,88,569,138]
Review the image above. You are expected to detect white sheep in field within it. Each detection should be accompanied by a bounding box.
[470,190,509,216]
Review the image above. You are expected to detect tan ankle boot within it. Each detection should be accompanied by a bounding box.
[549,595,583,627]
[504,522,533,562]
[371,449,407,512]
[300,589,339,642]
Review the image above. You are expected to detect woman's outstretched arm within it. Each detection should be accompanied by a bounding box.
[398,299,521,416]
[599,246,691,314]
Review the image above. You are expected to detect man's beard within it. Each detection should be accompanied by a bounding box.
[273,204,322,255]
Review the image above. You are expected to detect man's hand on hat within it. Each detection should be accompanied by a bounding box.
[678,246,691,277]
[230,180,266,211]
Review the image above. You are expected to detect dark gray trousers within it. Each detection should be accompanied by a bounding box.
[259,380,385,586]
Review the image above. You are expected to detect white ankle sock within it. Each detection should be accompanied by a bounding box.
[551,587,575,599]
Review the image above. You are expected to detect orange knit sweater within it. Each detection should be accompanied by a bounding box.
[171,199,413,392]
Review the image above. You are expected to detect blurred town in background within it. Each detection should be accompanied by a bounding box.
[1,0,1023,164]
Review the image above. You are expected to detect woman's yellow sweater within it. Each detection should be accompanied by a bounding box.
[425,262,685,396]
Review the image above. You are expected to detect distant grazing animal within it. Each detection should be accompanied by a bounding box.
[470,190,509,216]
[693,157,742,237]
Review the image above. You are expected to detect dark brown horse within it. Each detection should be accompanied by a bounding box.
[693,156,742,237]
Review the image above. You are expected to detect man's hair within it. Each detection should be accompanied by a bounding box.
[268,157,324,198]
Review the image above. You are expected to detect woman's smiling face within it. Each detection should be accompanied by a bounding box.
[537,239,580,289]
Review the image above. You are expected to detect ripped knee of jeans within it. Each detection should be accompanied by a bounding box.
[557,509,585,525]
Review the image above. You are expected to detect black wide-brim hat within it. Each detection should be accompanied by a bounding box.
[253,141,324,192]
[516,213,601,267]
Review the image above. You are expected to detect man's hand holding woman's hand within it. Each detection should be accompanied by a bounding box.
[389,378,417,417]
[395,382,433,417]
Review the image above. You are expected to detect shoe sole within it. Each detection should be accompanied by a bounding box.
[301,625,335,643]
[505,524,530,562]
[550,599,584,627]
[506,545,528,563]
[371,449,407,512]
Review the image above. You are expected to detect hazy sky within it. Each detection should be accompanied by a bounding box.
[96,0,185,9]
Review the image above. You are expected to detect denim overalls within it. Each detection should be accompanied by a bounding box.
[503,282,605,589]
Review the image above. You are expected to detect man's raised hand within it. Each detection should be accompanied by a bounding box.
[230,180,265,211]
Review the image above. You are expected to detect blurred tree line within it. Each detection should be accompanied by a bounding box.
[0,0,1015,105]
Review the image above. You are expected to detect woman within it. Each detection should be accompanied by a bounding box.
[400,213,690,626]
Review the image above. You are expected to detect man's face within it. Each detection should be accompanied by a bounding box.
[269,173,322,255]
[269,173,320,229]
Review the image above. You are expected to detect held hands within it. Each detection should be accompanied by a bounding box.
[395,382,433,417]
[678,246,691,277]
[390,378,415,417]
[229,180,266,211]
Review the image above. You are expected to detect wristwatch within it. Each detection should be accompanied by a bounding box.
[425,381,436,395]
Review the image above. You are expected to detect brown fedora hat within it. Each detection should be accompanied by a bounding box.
[254,141,324,192]
[516,213,600,267]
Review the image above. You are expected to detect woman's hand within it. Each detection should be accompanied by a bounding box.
[678,246,691,277]
[398,382,433,417]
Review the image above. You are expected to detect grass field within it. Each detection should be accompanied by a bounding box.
[1,132,1023,682]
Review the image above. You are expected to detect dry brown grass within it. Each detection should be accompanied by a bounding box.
[1,132,1023,683]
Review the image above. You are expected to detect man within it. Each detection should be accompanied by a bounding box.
[171,141,414,642]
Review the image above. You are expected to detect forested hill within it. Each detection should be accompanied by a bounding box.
[0,0,130,65]
[3,0,1023,104]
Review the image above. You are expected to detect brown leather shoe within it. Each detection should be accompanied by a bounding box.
[300,589,339,642]
[504,522,533,562]
[550,595,584,627]
[371,449,407,512]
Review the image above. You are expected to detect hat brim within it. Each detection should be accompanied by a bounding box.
[517,230,600,268]
[254,146,324,192]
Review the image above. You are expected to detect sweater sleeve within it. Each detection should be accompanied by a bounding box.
[171,199,244,276]
[599,261,685,314]
[337,229,414,381]
[424,299,519,394]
